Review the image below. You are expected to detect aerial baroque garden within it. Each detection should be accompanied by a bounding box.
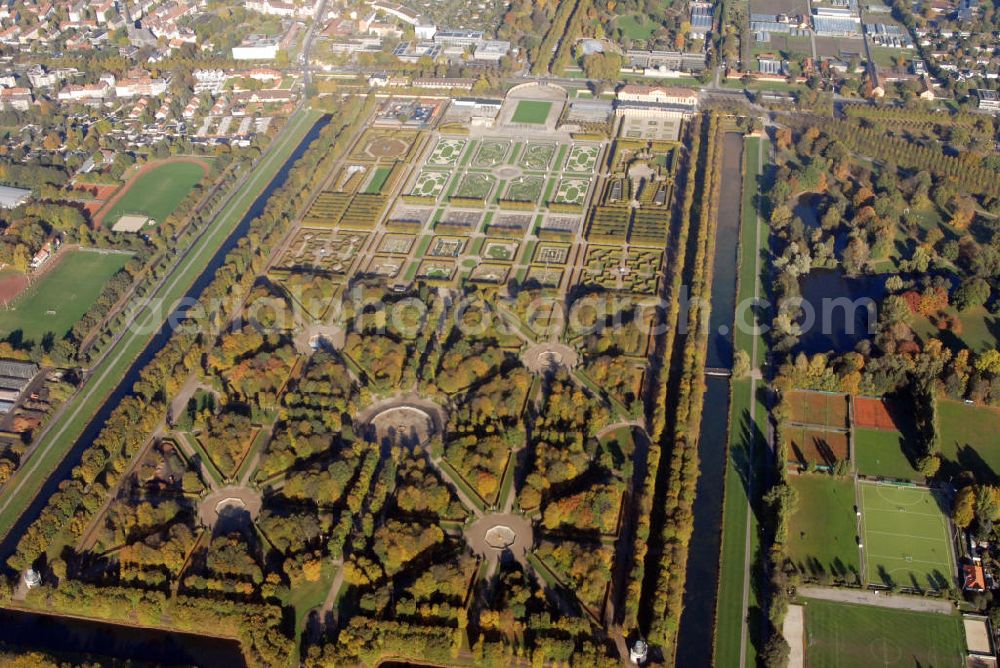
[0,102,704,666]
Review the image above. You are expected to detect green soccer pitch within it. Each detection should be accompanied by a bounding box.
[802,598,966,668]
[0,249,129,342]
[860,482,954,591]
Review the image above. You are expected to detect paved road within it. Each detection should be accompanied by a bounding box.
[798,586,956,614]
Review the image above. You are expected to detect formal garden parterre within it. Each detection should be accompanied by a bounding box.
[0,103,709,667]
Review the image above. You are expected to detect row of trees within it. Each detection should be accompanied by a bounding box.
[621,114,703,632]
[646,114,722,653]
[9,96,377,666]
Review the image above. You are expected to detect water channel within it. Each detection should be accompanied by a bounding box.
[675,132,745,667]
[0,114,330,663]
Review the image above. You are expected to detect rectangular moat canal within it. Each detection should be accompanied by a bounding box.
[675,131,745,667]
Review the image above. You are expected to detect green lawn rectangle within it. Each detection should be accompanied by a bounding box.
[802,598,966,668]
[938,399,1000,483]
[787,474,861,581]
[860,483,953,591]
[855,427,917,480]
[364,166,392,194]
[714,377,758,666]
[511,100,552,124]
[105,161,206,226]
[0,250,129,342]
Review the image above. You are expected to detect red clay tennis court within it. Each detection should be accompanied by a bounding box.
[785,426,850,467]
[854,396,898,431]
[787,390,850,429]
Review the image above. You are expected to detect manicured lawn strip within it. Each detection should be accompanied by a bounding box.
[511,101,552,124]
[800,598,965,668]
[403,261,419,282]
[444,172,463,198]
[363,166,392,194]
[786,474,861,579]
[234,427,272,482]
[436,457,487,513]
[554,144,569,172]
[0,250,129,342]
[178,431,225,487]
[469,237,485,256]
[525,552,559,588]
[860,483,953,590]
[854,428,915,479]
[937,398,1000,482]
[459,140,478,167]
[509,143,523,163]
[714,377,754,667]
[542,178,558,204]
[479,211,494,233]
[734,136,761,357]
[414,234,433,258]
[573,368,629,419]
[496,452,515,509]
[521,239,537,264]
[104,161,206,225]
[0,109,322,540]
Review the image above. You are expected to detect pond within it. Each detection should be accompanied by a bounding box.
[0,609,245,666]
[795,269,885,355]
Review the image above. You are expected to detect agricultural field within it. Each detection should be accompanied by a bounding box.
[786,474,861,581]
[102,161,206,226]
[859,483,953,591]
[801,599,966,668]
[0,250,130,342]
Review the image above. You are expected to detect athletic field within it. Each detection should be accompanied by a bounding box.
[938,399,1000,483]
[854,428,916,480]
[511,100,552,124]
[0,250,129,342]
[860,483,953,591]
[104,161,206,226]
[787,474,861,580]
[802,598,966,668]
